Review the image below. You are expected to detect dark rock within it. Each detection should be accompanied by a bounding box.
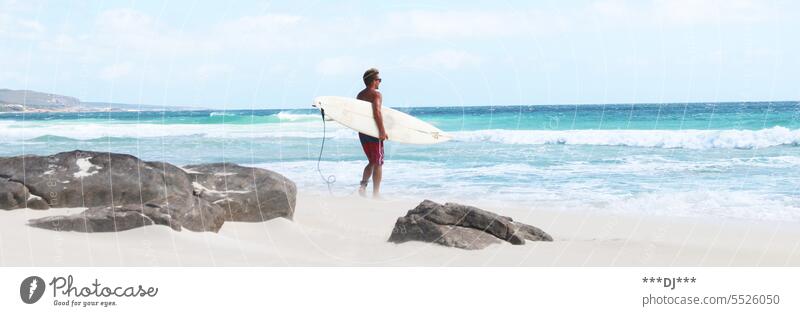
[390,214,502,249]
[27,205,155,233]
[144,195,225,232]
[27,197,50,210]
[406,200,525,244]
[0,150,192,208]
[1,178,30,210]
[1,150,297,233]
[183,163,296,222]
[25,196,223,233]
[0,178,49,210]
[388,200,553,250]
[512,222,553,242]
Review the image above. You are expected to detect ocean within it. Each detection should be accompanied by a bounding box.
[2,101,799,222]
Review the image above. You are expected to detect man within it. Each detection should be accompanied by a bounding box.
[357,68,388,198]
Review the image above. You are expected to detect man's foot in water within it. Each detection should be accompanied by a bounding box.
[358,181,368,197]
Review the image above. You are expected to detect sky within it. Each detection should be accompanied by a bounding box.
[0,0,797,108]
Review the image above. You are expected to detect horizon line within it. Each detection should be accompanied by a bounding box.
[80,99,800,111]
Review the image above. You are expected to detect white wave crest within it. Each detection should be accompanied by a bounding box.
[1,120,349,141]
[6,118,800,149]
[275,111,320,121]
[253,160,800,222]
[453,126,800,149]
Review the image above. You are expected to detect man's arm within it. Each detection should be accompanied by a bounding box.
[372,92,388,140]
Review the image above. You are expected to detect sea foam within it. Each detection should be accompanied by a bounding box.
[275,111,320,122]
[6,118,800,149]
[453,126,800,149]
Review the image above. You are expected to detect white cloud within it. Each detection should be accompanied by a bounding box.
[99,62,134,80]
[0,68,17,82]
[97,8,156,31]
[316,56,364,76]
[390,10,509,39]
[587,0,774,27]
[39,34,82,53]
[382,1,779,41]
[654,0,770,25]
[221,14,302,30]
[94,8,213,55]
[0,0,44,39]
[95,8,159,49]
[196,63,234,81]
[589,0,637,20]
[383,9,566,40]
[403,50,481,70]
[83,9,310,58]
[0,13,45,39]
[1,1,791,107]
[215,14,306,51]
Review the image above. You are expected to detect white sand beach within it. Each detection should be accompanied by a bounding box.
[2,193,799,267]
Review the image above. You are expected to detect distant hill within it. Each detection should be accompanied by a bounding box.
[0,89,81,111]
[0,89,205,112]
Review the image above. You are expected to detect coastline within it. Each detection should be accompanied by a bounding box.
[2,192,798,267]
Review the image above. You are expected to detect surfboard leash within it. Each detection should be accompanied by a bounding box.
[316,109,336,194]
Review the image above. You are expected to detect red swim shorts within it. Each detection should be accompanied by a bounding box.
[361,139,384,165]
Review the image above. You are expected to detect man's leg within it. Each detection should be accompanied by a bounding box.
[372,164,382,198]
[359,163,373,197]
[372,141,384,198]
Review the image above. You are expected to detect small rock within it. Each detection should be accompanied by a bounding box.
[390,214,502,249]
[389,200,553,250]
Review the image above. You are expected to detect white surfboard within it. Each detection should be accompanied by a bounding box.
[312,96,451,144]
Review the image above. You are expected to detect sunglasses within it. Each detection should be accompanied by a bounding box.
[375,78,382,82]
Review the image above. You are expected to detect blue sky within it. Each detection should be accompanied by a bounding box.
[0,0,797,108]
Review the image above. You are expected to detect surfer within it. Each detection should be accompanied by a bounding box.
[357,68,388,198]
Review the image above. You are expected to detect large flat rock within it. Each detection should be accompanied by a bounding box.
[183,163,296,222]
[0,150,296,233]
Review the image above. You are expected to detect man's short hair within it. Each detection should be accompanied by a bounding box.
[363,68,380,85]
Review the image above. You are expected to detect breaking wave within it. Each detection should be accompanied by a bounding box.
[452,126,800,149]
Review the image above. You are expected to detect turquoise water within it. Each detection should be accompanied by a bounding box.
[2,101,799,221]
